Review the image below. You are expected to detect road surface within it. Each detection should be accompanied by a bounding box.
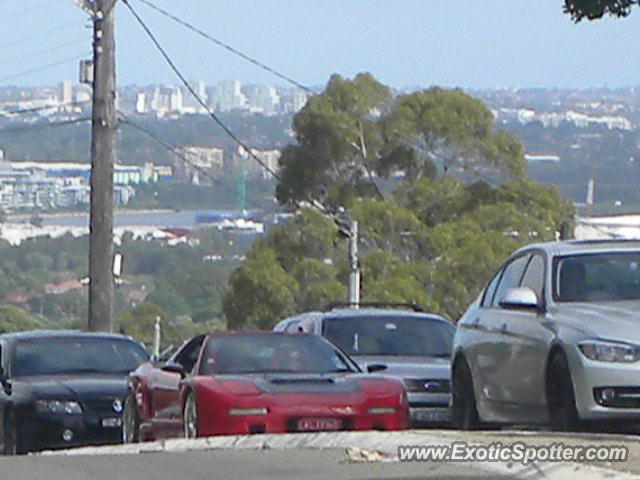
[0,448,510,480]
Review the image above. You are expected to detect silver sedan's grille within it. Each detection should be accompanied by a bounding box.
[403,379,450,393]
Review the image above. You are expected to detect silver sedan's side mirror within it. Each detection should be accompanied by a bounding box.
[499,287,539,310]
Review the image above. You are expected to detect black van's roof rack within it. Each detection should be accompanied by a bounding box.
[322,302,425,313]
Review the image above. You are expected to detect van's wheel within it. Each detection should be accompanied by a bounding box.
[183,392,199,439]
[546,352,579,430]
[451,358,480,430]
[122,392,140,443]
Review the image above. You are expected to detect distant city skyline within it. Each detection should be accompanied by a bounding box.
[3,1,640,89]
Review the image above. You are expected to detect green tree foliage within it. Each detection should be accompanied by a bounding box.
[564,0,638,21]
[276,73,392,207]
[0,306,42,334]
[117,302,221,349]
[276,74,526,208]
[223,248,298,330]
[224,73,575,326]
[381,88,525,179]
[0,229,245,344]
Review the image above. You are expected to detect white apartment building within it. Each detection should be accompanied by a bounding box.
[174,146,225,184]
[234,146,281,180]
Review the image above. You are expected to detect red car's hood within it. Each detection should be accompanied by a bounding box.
[215,373,362,394]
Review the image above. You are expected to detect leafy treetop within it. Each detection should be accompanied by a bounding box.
[564,0,638,21]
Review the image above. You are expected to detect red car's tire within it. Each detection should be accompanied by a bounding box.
[183,391,199,439]
[122,392,140,443]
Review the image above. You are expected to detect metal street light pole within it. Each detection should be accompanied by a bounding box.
[348,220,360,307]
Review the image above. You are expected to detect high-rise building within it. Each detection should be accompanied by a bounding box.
[151,86,183,116]
[245,85,280,115]
[182,80,208,113]
[136,92,148,113]
[58,80,73,110]
[292,90,309,112]
[213,79,247,112]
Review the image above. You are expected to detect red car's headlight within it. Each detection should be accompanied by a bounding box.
[356,378,403,399]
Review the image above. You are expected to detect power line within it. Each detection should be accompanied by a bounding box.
[4,0,64,19]
[1,101,90,116]
[134,0,314,95]
[118,112,263,210]
[122,0,279,180]
[122,0,345,228]
[126,1,382,209]
[0,38,88,66]
[0,52,90,83]
[0,117,90,135]
[0,19,86,50]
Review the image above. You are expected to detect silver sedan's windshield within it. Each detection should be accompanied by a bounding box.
[554,252,640,302]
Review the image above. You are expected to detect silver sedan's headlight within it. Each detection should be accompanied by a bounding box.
[578,341,640,363]
[35,400,82,415]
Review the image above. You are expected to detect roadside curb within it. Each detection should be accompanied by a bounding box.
[41,430,638,479]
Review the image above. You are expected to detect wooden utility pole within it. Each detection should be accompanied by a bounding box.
[88,0,117,332]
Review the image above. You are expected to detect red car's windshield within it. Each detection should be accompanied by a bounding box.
[199,334,355,375]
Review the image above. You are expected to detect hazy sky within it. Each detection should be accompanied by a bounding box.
[3,0,640,89]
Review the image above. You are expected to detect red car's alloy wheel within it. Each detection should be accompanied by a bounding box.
[122,393,140,443]
[183,392,199,439]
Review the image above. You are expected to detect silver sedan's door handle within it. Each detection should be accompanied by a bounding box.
[498,323,508,334]
[471,318,486,330]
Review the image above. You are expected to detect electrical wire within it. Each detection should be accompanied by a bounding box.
[133,0,314,95]
[118,112,263,210]
[0,52,90,83]
[122,0,348,225]
[122,0,280,181]
[0,19,86,50]
[2,101,90,116]
[126,1,382,209]
[0,117,90,135]
[4,0,64,20]
[0,38,88,66]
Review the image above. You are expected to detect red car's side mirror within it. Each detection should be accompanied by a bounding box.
[161,362,186,378]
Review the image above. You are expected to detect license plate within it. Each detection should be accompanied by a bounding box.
[101,417,122,428]
[297,418,341,431]
[412,410,450,423]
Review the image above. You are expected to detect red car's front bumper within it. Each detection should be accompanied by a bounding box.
[195,389,409,436]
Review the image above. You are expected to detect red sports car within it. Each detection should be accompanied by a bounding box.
[122,332,408,441]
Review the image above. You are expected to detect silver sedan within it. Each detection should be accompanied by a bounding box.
[452,239,640,430]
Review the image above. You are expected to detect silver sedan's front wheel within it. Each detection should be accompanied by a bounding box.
[183,392,199,439]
